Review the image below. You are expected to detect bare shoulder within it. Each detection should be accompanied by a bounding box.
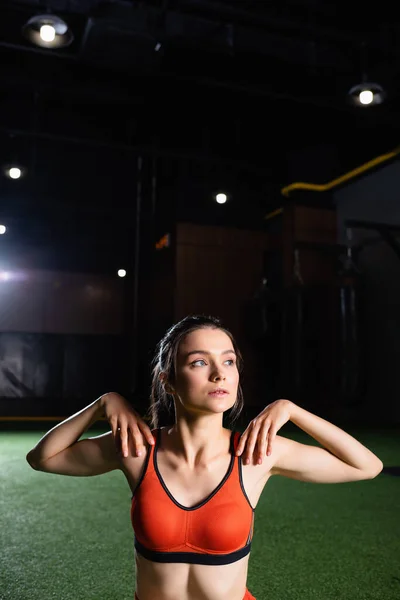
[260,434,289,478]
[118,433,153,494]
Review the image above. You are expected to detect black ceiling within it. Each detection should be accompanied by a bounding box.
[0,0,399,270]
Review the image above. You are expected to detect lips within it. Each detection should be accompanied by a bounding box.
[208,388,228,395]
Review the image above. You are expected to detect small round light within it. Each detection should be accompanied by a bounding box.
[118,269,127,278]
[3,165,26,179]
[0,225,6,235]
[40,24,56,42]
[359,90,373,105]
[216,193,228,204]
[8,167,22,179]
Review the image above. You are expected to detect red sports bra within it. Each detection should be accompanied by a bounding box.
[130,427,255,565]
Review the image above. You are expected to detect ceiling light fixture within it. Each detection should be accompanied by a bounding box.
[348,41,386,107]
[348,82,386,107]
[22,14,74,49]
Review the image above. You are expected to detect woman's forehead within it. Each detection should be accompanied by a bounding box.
[178,328,233,354]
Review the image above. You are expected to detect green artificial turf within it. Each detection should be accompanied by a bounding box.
[1,427,399,600]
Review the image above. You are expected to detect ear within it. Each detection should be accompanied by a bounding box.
[159,371,174,395]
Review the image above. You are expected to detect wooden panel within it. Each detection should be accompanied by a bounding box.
[295,249,337,284]
[176,222,269,252]
[294,205,337,244]
[175,224,268,339]
[282,205,338,286]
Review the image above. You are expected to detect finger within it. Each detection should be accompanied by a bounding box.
[110,418,119,447]
[244,420,261,464]
[120,420,129,457]
[109,420,115,439]
[257,420,270,464]
[129,423,145,456]
[267,427,276,456]
[137,420,155,446]
[236,431,249,456]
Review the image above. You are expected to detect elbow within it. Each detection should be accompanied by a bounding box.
[26,452,41,471]
[367,461,384,479]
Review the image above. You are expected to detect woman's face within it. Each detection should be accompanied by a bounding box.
[170,327,239,416]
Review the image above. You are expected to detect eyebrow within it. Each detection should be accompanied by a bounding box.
[185,350,236,358]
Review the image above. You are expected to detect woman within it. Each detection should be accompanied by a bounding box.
[26,315,383,600]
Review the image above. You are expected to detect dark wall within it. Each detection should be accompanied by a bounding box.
[334,161,400,424]
[0,270,124,334]
[0,269,128,417]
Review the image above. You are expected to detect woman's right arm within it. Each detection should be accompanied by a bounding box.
[26,394,120,476]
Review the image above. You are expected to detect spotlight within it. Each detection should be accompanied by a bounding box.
[348,82,386,107]
[22,14,73,49]
[215,193,228,204]
[9,167,21,179]
[3,165,25,179]
[40,24,56,43]
[0,225,6,235]
[118,269,127,278]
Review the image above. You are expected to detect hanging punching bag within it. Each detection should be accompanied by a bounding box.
[337,229,364,406]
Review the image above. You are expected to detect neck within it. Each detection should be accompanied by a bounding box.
[165,417,228,469]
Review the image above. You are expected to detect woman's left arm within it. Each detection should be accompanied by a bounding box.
[287,402,383,473]
[236,400,383,482]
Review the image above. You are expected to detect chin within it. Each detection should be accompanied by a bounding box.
[207,396,235,409]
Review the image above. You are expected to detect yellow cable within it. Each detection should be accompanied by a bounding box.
[281,148,400,198]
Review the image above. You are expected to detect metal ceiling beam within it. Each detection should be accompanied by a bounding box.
[0,125,271,176]
[172,0,368,45]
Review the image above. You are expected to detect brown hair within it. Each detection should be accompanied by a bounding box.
[143,315,244,429]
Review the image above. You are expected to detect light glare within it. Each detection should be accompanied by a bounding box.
[0,225,6,235]
[40,24,56,42]
[8,167,22,179]
[216,193,227,204]
[118,269,126,278]
[359,90,373,105]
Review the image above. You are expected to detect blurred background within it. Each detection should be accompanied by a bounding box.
[1,0,400,429]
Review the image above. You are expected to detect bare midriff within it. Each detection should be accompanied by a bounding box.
[135,550,250,600]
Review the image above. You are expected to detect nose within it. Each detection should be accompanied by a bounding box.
[211,369,226,382]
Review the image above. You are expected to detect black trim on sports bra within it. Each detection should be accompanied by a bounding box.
[134,535,252,565]
[153,428,236,511]
[130,442,152,500]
